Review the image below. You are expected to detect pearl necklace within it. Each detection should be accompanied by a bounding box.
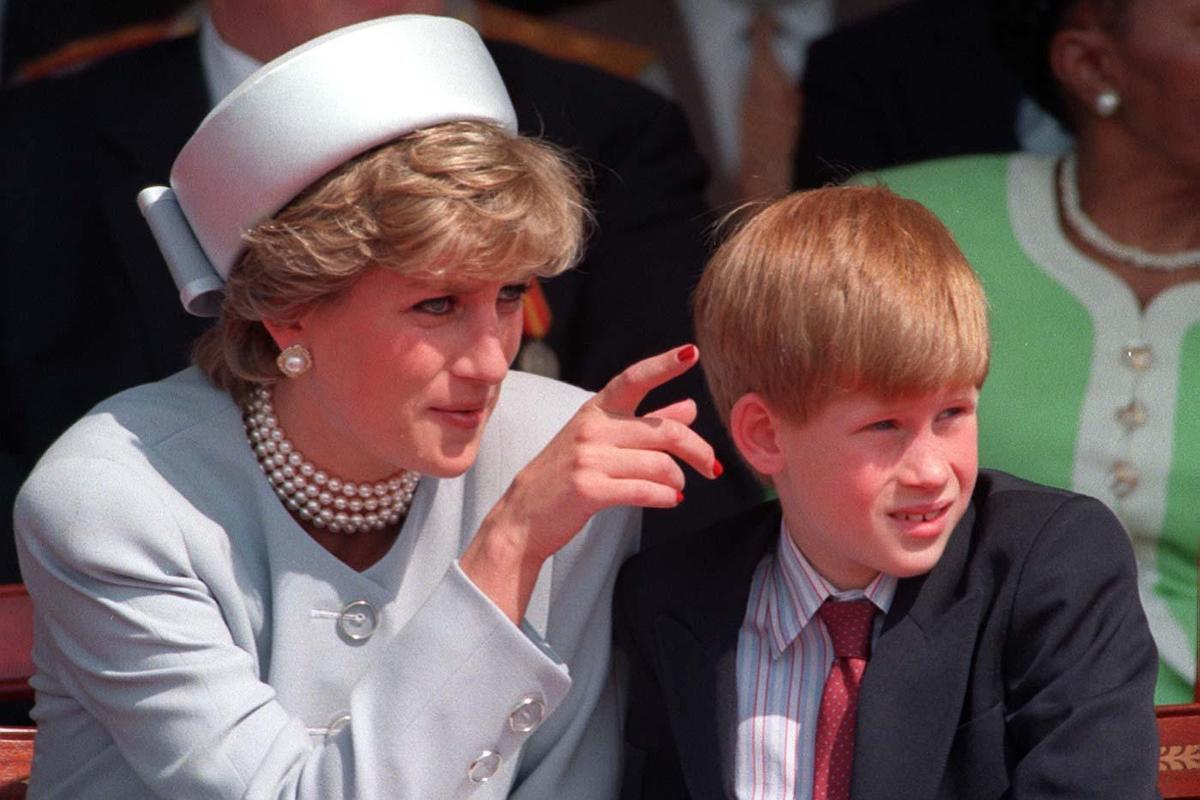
[1059,152,1200,271]
[243,385,420,534]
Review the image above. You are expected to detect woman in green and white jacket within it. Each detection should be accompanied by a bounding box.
[867,0,1200,703]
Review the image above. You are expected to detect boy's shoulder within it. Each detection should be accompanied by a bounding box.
[966,469,1123,552]
[971,468,1077,516]
[927,469,1135,607]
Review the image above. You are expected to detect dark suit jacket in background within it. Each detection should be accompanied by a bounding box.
[793,0,1023,188]
[616,470,1160,799]
[0,33,762,585]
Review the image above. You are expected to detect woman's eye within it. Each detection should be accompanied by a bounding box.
[498,283,531,304]
[414,296,454,315]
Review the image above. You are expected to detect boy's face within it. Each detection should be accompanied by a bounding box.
[760,386,979,590]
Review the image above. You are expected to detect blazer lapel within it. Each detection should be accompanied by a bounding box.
[651,506,780,800]
[852,504,981,800]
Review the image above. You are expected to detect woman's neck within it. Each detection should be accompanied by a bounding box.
[270,378,398,483]
[1073,137,1200,256]
[1060,138,1200,309]
[244,382,412,571]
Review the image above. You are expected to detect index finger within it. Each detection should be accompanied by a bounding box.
[594,344,699,416]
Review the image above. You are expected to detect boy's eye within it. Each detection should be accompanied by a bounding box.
[937,404,973,421]
[414,296,454,315]
[865,419,898,432]
[498,283,531,304]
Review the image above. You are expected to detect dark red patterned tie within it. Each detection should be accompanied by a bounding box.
[812,599,877,800]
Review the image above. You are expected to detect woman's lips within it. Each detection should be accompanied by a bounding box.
[429,406,487,429]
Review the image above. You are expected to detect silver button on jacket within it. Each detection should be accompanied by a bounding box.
[508,695,546,734]
[468,750,503,783]
[337,600,378,641]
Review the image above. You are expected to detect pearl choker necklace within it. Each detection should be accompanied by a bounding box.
[1059,152,1200,271]
[243,385,420,534]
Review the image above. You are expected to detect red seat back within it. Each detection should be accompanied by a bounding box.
[1159,703,1200,799]
[0,586,33,704]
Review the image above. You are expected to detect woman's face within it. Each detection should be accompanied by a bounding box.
[275,267,527,481]
[1108,0,1200,172]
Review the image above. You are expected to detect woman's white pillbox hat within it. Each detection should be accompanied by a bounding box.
[139,14,518,316]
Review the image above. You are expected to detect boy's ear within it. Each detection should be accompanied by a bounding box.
[729,393,787,476]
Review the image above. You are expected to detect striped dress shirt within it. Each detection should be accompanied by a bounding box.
[735,523,897,800]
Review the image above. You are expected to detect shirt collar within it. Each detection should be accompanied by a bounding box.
[763,520,897,658]
[199,12,263,109]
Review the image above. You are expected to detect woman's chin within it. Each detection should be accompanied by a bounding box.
[408,443,484,480]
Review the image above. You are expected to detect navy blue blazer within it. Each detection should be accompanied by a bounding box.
[616,470,1160,799]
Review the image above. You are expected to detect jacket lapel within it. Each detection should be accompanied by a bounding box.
[651,505,780,799]
[852,504,981,800]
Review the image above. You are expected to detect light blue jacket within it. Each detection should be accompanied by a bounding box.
[16,367,638,799]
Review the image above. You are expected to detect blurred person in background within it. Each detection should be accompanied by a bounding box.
[867,0,1200,703]
[552,0,901,207]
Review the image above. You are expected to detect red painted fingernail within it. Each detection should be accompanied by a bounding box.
[712,458,724,478]
[676,490,685,504]
[677,344,697,362]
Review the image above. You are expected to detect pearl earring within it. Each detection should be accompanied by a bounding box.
[276,344,313,378]
[1095,90,1120,117]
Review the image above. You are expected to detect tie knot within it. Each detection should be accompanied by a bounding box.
[818,599,876,660]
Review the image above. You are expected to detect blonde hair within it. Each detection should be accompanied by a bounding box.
[194,120,587,398]
[694,185,989,426]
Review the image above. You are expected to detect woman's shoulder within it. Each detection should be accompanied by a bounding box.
[18,368,241,535]
[865,152,1016,187]
[470,370,591,476]
[864,153,1060,253]
[42,367,236,460]
[16,369,247,576]
[90,365,233,426]
[492,369,591,428]
[501,368,592,402]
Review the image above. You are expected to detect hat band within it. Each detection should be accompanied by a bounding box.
[139,186,226,317]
